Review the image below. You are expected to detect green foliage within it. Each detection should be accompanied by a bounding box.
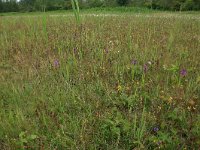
[0,11,200,149]
[0,0,19,12]
[116,0,130,6]
[99,107,146,148]
[0,0,199,13]
[150,0,200,10]
[18,132,38,147]
[71,0,80,24]
[182,0,195,10]
[84,0,104,8]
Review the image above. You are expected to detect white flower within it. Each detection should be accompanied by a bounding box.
[148,61,152,65]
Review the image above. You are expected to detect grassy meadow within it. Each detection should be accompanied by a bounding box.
[0,10,200,149]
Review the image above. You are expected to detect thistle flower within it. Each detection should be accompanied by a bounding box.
[144,64,148,72]
[54,59,59,68]
[180,69,187,77]
[153,127,159,132]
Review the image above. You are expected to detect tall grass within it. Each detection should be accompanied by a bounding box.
[71,0,80,24]
[0,11,200,149]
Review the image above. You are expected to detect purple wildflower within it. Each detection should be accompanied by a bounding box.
[143,64,148,72]
[105,48,109,54]
[180,69,187,77]
[131,59,137,65]
[153,127,159,132]
[54,59,59,68]
[73,48,77,54]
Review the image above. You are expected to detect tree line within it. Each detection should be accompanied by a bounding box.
[0,0,200,13]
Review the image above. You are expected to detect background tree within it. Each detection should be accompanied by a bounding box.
[0,0,199,13]
[116,0,130,6]
[0,0,3,12]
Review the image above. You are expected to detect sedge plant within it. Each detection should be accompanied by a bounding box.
[71,0,80,24]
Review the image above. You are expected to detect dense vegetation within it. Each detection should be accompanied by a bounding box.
[0,11,200,149]
[0,0,200,13]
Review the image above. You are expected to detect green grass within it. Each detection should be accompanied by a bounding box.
[0,7,155,16]
[0,7,199,17]
[0,11,200,149]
